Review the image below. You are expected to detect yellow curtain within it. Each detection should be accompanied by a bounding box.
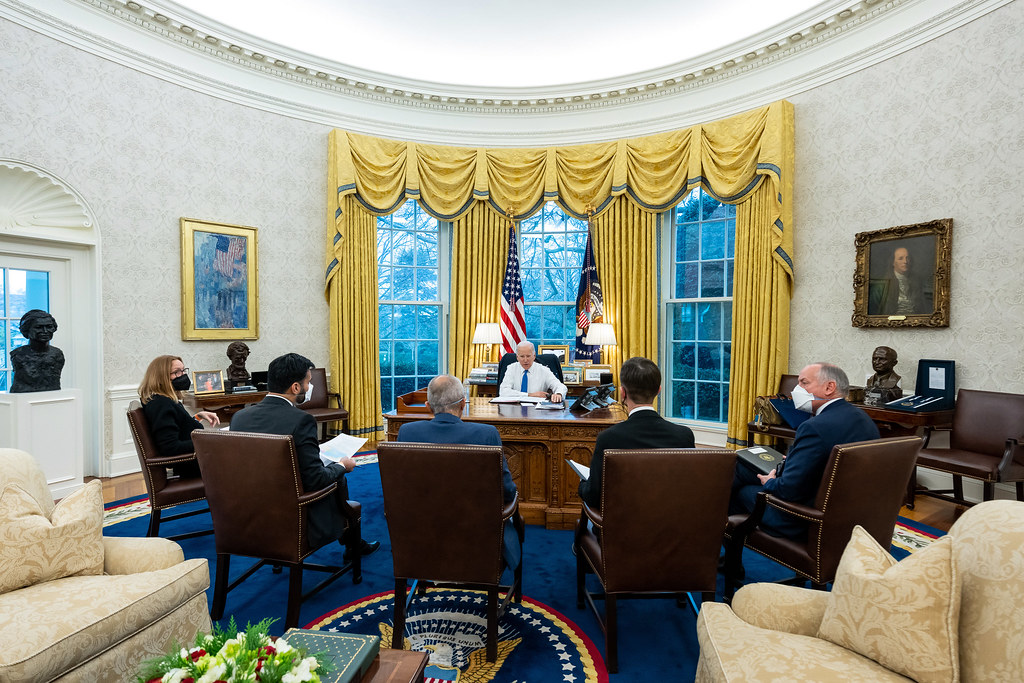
[326,101,795,439]
[449,204,508,380]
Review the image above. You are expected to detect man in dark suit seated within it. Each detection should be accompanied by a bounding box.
[578,356,696,508]
[396,374,520,569]
[230,352,379,559]
[730,362,880,539]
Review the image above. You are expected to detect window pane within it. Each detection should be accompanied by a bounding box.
[416,341,438,376]
[379,341,392,375]
[676,262,699,299]
[392,267,414,300]
[394,376,417,398]
[0,271,5,316]
[672,342,696,380]
[676,225,699,262]
[542,306,564,340]
[697,343,722,381]
[377,231,391,265]
[416,233,437,267]
[380,379,393,413]
[700,262,725,297]
[0,325,5,368]
[672,380,695,419]
[697,303,723,341]
[723,342,732,382]
[394,341,415,376]
[417,305,439,340]
[378,304,393,339]
[522,269,542,302]
[697,382,722,421]
[672,303,695,341]
[701,222,726,260]
[377,265,391,300]
[726,220,736,259]
[392,231,414,265]
[677,192,701,222]
[415,269,437,302]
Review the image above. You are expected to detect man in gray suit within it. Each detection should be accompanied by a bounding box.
[397,374,521,569]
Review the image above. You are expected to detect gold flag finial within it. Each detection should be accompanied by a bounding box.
[505,205,518,228]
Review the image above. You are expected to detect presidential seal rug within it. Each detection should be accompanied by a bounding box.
[307,588,609,683]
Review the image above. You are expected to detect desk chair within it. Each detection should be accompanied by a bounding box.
[299,367,350,442]
[126,405,211,541]
[377,441,524,663]
[193,430,362,630]
[496,352,564,387]
[574,448,736,672]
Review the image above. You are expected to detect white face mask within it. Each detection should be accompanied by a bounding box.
[791,385,818,413]
[300,381,314,404]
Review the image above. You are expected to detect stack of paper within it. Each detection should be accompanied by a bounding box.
[320,432,368,465]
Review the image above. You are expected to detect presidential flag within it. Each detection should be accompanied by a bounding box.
[574,230,604,362]
[499,225,527,355]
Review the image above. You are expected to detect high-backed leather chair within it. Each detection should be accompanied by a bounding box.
[192,430,362,629]
[377,441,524,663]
[745,373,799,448]
[496,351,564,386]
[299,367,350,441]
[574,448,736,673]
[914,388,1024,505]
[126,405,211,541]
[723,436,921,599]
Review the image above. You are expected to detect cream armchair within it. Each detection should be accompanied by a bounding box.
[0,448,211,682]
[697,500,1024,682]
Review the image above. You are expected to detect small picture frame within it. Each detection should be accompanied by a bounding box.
[562,366,582,385]
[584,364,613,383]
[193,370,225,395]
[538,344,569,363]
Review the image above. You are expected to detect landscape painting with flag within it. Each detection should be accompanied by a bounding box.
[574,230,604,362]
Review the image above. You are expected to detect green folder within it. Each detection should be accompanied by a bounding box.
[282,629,380,683]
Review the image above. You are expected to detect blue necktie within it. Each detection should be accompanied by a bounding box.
[521,368,529,393]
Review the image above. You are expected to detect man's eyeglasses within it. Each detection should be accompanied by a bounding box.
[170,367,190,378]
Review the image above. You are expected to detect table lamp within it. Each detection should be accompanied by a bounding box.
[471,322,502,362]
[584,322,617,370]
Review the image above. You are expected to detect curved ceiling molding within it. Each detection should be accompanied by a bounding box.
[0,160,95,243]
[0,0,1010,145]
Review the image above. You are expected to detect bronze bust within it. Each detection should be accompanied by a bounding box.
[10,310,65,393]
[225,341,251,383]
[864,346,902,406]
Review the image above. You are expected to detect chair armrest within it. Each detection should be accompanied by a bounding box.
[921,425,950,448]
[102,536,185,574]
[731,583,828,636]
[764,494,825,525]
[998,438,1024,479]
[582,501,603,529]
[297,482,338,506]
[501,491,519,521]
[145,453,200,467]
[327,391,346,410]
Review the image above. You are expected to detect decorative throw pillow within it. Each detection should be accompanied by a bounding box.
[817,525,960,683]
[0,480,105,594]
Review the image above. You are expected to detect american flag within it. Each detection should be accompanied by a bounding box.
[574,230,604,362]
[214,235,244,277]
[499,225,527,355]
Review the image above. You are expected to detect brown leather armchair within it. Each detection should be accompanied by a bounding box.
[126,406,211,541]
[723,436,921,599]
[300,367,350,441]
[192,430,362,629]
[915,388,1024,505]
[745,373,799,448]
[574,448,736,673]
[376,441,524,663]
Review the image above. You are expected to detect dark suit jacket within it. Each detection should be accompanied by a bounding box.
[230,396,349,549]
[142,394,203,477]
[397,413,520,568]
[578,408,696,508]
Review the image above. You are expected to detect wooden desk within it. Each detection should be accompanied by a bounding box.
[852,404,954,435]
[182,390,266,422]
[360,649,428,683]
[384,397,626,529]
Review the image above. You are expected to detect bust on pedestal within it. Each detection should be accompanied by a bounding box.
[225,341,251,384]
[864,346,902,407]
[10,309,64,393]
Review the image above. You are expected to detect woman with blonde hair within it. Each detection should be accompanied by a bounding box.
[139,355,220,476]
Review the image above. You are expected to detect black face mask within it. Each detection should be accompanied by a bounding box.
[171,375,191,392]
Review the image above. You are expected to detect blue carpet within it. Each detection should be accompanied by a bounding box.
[104,461,937,681]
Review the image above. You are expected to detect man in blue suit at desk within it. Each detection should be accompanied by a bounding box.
[396,374,521,570]
[730,362,880,539]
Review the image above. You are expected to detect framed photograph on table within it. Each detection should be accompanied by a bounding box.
[538,345,569,363]
[584,364,613,383]
[562,366,582,385]
[852,218,951,329]
[193,370,225,395]
[181,218,259,340]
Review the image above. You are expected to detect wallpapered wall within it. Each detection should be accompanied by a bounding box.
[1,0,1022,462]
[787,0,1023,394]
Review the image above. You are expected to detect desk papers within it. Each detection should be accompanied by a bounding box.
[320,432,368,465]
[489,395,545,404]
[565,459,590,480]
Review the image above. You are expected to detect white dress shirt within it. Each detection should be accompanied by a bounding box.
[499,361,568,398]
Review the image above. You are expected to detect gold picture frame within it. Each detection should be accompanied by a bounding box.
[181,218,259,340]
[584,364,613,383]
[852,219,951,328]
[561,366,583,385]
[192,370,225,395]
[537,344,569,363]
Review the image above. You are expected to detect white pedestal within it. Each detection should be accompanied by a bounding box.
[0,389,84,501]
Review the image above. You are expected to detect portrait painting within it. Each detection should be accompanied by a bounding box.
[181,218,259,340]
[852,218,951,328]
[193,370,225,395]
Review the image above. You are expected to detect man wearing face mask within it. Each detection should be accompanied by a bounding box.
[578,357,695,509]
[729,363,880,539]
[231,352,379,558]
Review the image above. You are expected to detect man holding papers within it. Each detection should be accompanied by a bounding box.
[577,357,695,508]
[397,374,521,569]
[499,341,567,403]
[231,352,379,559]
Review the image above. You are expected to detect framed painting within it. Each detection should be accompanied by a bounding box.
[538,344,569,363]
[584,364,613,383]
[180,218,259,340]
[193,370,225,395]
[561,366,582,385]
[852,218,952,328]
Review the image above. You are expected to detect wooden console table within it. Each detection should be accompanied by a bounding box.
[384,397,626,529]
[182,390,266,422]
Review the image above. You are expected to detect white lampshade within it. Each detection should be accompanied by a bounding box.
[584,322,617,346]
[471,322,502,345]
